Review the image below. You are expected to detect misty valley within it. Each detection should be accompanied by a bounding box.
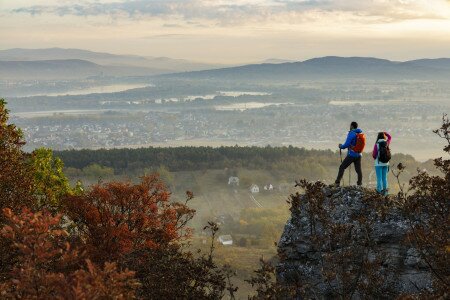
[4,76,449,161]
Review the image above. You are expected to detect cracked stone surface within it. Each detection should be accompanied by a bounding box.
[277,186,432,298]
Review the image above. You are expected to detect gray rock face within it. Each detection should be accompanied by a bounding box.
[277,186,432,299]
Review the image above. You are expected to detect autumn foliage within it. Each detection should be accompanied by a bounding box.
[0,208,139,299]
[63,175,194,264]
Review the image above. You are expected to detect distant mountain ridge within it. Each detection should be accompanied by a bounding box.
[0,48,140,62]
[165,56,450,81]
[260,58,297,64]
[1,49,449,81]
[0,59,167,79]
[403,58,450,70]
[0,48,223,76]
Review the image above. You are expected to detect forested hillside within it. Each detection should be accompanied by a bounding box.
[55,146,435,184]
[56,146,336,174]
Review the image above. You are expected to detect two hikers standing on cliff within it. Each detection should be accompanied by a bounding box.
[334,121,392,195]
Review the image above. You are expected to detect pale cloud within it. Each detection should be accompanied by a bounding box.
[9,0,450,22]
[1,0,450,63]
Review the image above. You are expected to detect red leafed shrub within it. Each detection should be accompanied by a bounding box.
[71,260,140,299]
[62,177,237,298]
[63,175,195,265]
[0,208,75,298]
[0,207,139,299]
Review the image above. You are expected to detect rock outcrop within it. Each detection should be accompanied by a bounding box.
[277,186,432,299]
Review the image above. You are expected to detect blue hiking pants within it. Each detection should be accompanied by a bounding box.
[375,165,389,194]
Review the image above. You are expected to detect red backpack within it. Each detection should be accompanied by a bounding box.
[351,133,366,153]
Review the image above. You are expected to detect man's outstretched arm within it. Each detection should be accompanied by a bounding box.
[339,132,353,149]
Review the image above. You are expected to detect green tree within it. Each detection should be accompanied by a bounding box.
[82,163,114,179]
[31,148,72,210]
[157,165,174,189]
[0,98,35,280]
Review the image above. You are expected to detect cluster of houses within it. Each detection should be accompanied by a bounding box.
[14,99,442,151]
[228,176,288,193]
[249,184,274,193]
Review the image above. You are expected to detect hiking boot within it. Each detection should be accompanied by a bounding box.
[330,182,340,188]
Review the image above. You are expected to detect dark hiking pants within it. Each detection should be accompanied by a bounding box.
[335,156,362,186]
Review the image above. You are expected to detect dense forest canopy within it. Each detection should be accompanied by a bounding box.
[55,146,335,171]
[55,146,435,186]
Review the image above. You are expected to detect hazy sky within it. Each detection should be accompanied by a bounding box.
[1,0,450,63]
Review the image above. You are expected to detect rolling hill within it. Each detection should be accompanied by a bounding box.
[0,59,168,79]
[403,58,450,70]
[0,48,223,75]
[164,56,450,81]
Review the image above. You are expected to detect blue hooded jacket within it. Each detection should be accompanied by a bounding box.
[340,128,363,158]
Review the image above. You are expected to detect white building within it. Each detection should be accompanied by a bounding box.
[218,235,233,246]
[250,184,260,193]
[264,184,274,191]
[228,176,240,186]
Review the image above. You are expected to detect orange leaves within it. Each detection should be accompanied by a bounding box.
[71,260,140,300]
[0,207,139,299]
[1,208,69,260]
[63,175,194,264]
[0,207,75,298]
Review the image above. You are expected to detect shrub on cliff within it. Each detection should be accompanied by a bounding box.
[399,114,449,297]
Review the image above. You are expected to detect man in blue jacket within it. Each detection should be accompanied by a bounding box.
[334,121,363,186]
